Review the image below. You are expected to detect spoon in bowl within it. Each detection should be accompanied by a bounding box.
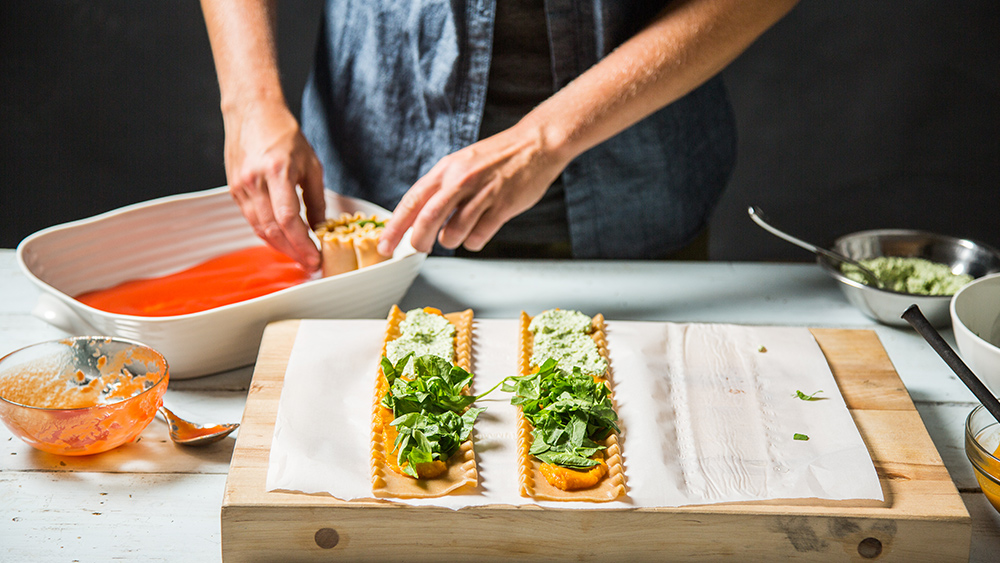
[61,340,239,446]
[158,405,239,446]
[748,206,884,289]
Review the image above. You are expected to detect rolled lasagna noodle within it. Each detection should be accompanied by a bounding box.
[370,305,478,498]
[515,311,626,502]
[314,212,391,278]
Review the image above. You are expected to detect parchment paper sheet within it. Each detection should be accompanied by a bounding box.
[266,319,883,509]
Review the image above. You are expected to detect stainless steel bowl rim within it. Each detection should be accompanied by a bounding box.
[817,228,1000,298]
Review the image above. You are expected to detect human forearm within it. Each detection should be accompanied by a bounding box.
[199,0,325,270]
[200,0,286,116]
[523,0,800,164]
[373,0,801,256]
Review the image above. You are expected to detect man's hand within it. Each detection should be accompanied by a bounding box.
[378,121,567,256]
[200,0,325,271]
[378,0,799,257]
[223,100,325,270]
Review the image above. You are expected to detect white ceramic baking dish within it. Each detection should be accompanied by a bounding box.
[16,187,425,379]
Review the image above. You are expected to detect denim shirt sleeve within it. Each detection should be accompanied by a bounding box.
[302,0,736,259]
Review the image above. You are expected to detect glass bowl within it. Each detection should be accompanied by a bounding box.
[965,404,1000,515]
[0,337,169,455]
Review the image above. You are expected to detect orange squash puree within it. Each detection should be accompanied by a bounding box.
[540,454,609,491]
[534,372,613,491]
[0,364,153,409]
[75,246,313,316]
[980,441,1000,512]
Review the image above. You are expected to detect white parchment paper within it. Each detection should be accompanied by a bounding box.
[266,319,883,508]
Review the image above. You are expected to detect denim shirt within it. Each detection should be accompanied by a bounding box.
[301,0,736,258]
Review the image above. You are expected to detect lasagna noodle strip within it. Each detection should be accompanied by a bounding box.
[515,311,627,502]
[370,305,478,498]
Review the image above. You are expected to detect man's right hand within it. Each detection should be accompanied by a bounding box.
[200,0,325,271]
[222,100,325,271]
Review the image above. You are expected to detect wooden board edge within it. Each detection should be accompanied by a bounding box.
[220,505,971,562]
[224,319,301,507]
[810,328,969,521]
[809,328,917,411]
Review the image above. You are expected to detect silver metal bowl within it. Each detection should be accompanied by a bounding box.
[817,230,1000,327]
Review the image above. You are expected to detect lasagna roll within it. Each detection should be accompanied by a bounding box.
[314,212,391,277]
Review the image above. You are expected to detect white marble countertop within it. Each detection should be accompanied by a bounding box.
[1,249,998,561]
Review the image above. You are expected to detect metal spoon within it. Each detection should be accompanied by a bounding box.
[748,206,884,289]
[902,304,1000,424]
[158,405,239,446]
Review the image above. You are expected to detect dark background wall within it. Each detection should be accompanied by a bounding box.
[2,1,997,260]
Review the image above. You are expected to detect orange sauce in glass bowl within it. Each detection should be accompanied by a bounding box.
[967,405,1000,515]
[75,246,313,317]
[977,438,1000,513]
[0,338,169,456]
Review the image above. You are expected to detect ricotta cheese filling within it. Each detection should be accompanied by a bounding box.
[528,309,607,377]
[385,308,456,376]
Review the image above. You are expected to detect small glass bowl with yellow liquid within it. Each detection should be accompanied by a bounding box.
[966,404,1000,514]
[0,337,168,455]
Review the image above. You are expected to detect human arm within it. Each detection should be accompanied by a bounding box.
[200,0,325,270]
[377,0,800,256]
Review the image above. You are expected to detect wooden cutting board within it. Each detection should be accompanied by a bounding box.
[221,320,970,562]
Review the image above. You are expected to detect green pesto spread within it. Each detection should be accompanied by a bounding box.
[528,309,594,336]
[841,257,973,296]
[529,309,607,377]
[386,309,455,374]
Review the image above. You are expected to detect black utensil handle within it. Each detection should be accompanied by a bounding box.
[902,304,1000,423]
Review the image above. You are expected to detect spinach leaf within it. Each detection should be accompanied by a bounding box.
[504,358,619,470]
[390,407,486,478]
[793,389,826,401]
[381,353,488,478]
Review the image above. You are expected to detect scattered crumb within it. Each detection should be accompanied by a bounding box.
[758,345,767,353]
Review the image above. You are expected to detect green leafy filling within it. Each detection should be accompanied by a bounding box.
[503,358,619,469]
[793,389,825,401]
[381,353,486,478]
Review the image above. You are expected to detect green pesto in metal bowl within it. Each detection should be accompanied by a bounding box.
[841,256,973,296]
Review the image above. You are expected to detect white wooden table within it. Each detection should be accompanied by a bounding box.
[2,249,998,561]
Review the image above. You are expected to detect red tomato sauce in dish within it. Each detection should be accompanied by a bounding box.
[75,246,313,316]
